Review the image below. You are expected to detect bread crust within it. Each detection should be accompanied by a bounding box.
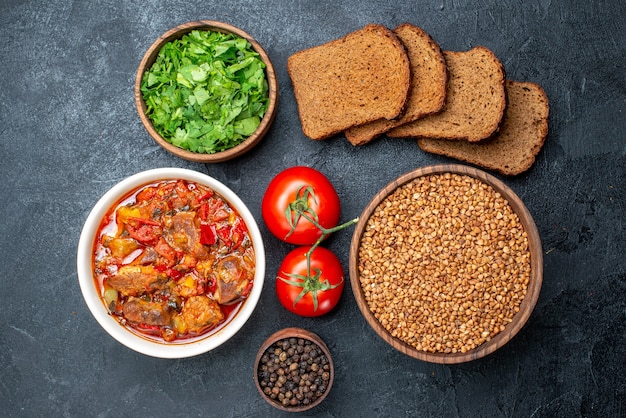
[388,46,506,142]
[417,80,550,176]
[345,23,447,146]
[287,24,411,140]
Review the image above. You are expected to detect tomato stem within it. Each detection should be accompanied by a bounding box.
[285,186,319,239]
[280,185,359,312]
[303,216,359,277]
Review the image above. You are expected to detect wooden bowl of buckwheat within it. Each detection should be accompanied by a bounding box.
[349,164,543,364]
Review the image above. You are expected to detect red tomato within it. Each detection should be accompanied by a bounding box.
[276,246,344,317]
[262,166,341,245]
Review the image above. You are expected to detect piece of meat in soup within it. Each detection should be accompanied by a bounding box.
[213,255,253,304]
[106,265,168,297]
[162,212,209,260]
[123,297,173,326]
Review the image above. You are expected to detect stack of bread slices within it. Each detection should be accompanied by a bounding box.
[287,23,549,176]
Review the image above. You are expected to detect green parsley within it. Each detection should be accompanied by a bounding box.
[141,30,269,154]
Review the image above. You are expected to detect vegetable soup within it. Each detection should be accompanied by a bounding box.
[93,179,255,342]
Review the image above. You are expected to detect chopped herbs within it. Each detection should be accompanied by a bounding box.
[141,30,269,154]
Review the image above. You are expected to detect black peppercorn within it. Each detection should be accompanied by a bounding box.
[257,336,331,409]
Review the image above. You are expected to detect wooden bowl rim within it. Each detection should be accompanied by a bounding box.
[134,20,278,163]
[348,164,543,364]
[253,327,334,412]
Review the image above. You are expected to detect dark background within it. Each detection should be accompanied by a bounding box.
[1,1,624,417]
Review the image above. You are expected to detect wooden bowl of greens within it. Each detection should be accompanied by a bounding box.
[135,21,278,163]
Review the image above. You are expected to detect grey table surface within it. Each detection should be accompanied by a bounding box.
[1,1,625,417]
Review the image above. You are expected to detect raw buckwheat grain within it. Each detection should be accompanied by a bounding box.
[358,173,530,354]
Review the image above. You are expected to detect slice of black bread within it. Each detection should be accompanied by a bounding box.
[287,24,411,140]
[344,23,447,146]
[417,80,550,176]
[388,46,506,142]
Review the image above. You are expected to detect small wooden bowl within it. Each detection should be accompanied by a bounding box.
[134,21,278,163]
[254,328,334,412]
[349,164,543,364]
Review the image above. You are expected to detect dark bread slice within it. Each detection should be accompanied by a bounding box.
[345,23,447,146]
[287,24,411,140]
[388,46,506,142]
[417,80,549,176]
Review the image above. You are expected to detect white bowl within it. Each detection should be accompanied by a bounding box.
[76,168,265,358]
